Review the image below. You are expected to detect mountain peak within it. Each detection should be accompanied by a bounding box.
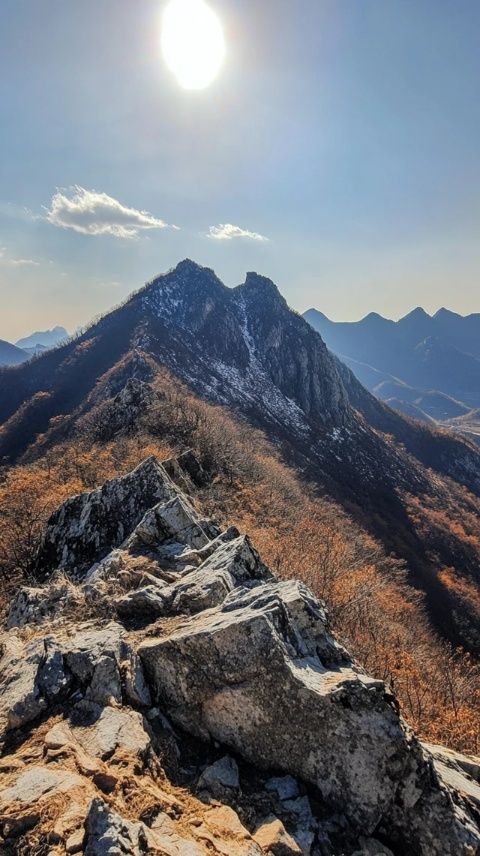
[174,258,210,275]
[304,308,329,319]
[144,259,227,301]
[238,272,287,308]
[434,307,460,320]
[400,306,431,322]
[361,311,387,324]
[15,326,68,351]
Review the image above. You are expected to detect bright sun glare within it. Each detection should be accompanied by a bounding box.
[161,0,226,90]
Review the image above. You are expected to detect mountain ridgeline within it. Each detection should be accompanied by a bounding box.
[304,306,480,433]
[1,260,480,653]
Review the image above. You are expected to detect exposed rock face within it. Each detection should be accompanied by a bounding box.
[1,455,480,855]
[138,260,351,432]
[35,456,184,579]
[139,582,410,832]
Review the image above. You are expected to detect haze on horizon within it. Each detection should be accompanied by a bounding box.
[1,0,479,342]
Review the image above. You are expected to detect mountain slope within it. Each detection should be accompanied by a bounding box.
[0,338,28,367]
[2,260,480,651]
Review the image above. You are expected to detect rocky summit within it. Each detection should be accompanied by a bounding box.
[1,453,479,855]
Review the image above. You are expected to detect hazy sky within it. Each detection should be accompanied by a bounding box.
[1,0,479,341]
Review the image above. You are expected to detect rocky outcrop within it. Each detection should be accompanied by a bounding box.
[34,456,197,580]
[2,454,480,855]
[139,582,402,832]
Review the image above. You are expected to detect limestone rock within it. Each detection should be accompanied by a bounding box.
[35,456,181,579]
[115,534,272,623]
[124,649,152,708]
[139,581,403,831]
[148,811,205,855]
[7,580,82,629]
[265,776,300,801]
[423,741,480,785]
[0,636,47,741]
[124,494,217,554]
[139,578,480,854]
[198,805,262,856]
[253,816,302,855]
[281,796,316,854]
[62,624,125,705]
[84,798,147,856]
[0,621,151,747]
[66,828,86,854]
[0,633,76,745]
[36,636,71,700]
[68,702,151,760]
[0,766,86,807]
[197,755,240,800]
[115,584,169,622]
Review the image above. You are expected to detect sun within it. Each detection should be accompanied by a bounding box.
[161,0,226,90]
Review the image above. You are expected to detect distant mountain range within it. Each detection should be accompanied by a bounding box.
[0,326,68,366]
[304,306,480,441]
[15,325,68,351]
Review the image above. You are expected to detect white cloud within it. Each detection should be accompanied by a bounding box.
[207,223,269,242]
[9,258,40,267]
[45,186,173,239]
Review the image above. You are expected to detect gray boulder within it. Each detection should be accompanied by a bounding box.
[139,581,406,831]
[7,580,82,629]
[139,579,480,854]
[0,636,48,741]
[124,494,217,555]
[197,755,240,800]
[266,776,300,801]
[253,816,302,855]
[84,798,147,856]
[0,622,151,747]
[66,702,151,760]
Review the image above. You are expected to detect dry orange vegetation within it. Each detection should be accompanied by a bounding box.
[0,372,479,754]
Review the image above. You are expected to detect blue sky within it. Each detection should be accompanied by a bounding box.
[1,0,479,340]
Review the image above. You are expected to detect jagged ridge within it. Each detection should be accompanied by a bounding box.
[1,456,479,855]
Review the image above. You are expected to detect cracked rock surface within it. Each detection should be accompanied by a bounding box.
[1,454,479,855]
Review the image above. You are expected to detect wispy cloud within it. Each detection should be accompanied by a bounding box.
[0,247,41,267]
[207,223,269,242]
[44,186,174,239]
[9,258,40,267]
